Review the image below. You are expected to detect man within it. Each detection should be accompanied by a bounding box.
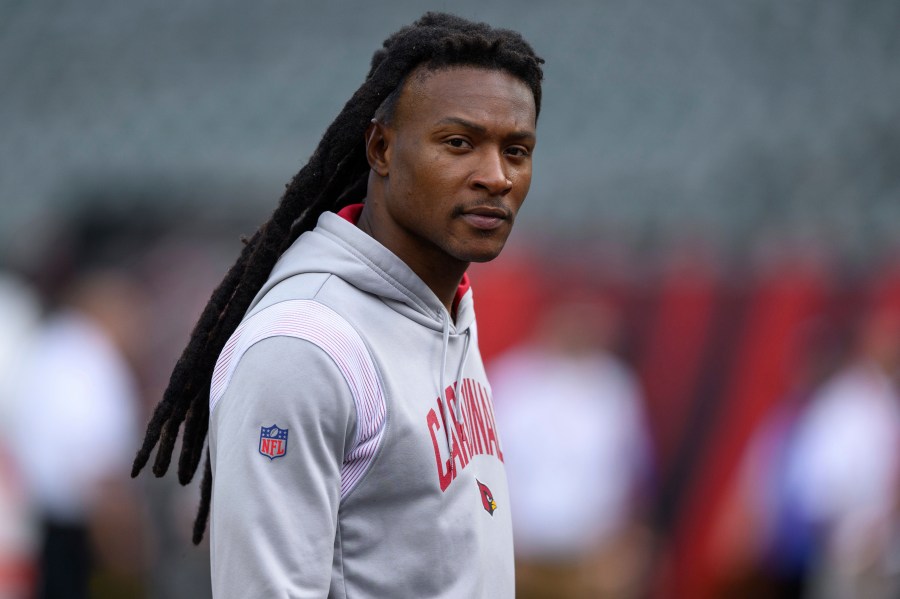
[132,12,544,597]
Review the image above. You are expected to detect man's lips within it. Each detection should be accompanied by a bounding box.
[459,206,510,231]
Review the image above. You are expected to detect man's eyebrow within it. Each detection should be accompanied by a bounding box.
[434,116,536,141]
[435,116,487,133]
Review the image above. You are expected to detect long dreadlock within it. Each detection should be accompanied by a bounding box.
[132,11,544,544]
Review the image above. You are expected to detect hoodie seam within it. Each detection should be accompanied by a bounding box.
[335,517,348,599]
[309,277,392,504]
[332,336,392,505]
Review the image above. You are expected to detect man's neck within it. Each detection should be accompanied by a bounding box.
[355,205,467,314]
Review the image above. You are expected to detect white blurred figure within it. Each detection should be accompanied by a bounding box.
[490,298,653,599]
[0,274,41,599]
[787,308,900,599]
[9,269,143,599]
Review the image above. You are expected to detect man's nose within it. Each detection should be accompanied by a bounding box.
[470,151,512,196]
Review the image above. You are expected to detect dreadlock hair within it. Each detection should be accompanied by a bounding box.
[131,11,544,544]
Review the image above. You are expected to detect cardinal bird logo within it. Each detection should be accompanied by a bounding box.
[476,480,497,516]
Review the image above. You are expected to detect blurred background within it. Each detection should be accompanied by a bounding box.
[1,0,899,597]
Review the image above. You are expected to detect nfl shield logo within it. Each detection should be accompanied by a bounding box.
[259,425,288,460]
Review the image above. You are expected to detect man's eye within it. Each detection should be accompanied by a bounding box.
[446,138,471,149]
[506,146,530,157]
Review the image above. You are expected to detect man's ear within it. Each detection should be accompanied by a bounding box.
[365,119,392,177]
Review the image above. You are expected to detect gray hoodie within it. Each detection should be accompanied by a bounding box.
[208,205,514,598]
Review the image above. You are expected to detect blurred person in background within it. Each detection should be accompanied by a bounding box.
[0,273,42,598]
[490,297,655,599]
[6,211,149,598]
[709,318,844,599]
[783,306,900,598]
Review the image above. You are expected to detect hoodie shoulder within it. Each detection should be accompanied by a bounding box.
[210,298,387,496]
[247,271,333,319]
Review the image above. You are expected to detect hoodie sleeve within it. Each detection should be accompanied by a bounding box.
[209,334,357,598]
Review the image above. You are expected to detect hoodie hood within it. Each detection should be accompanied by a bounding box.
[247,204,475,335]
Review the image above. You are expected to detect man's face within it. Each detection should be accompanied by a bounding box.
[367,66,537,272]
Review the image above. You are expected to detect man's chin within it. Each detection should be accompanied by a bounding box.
[446,230,513,264]
[459,245,507,264]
